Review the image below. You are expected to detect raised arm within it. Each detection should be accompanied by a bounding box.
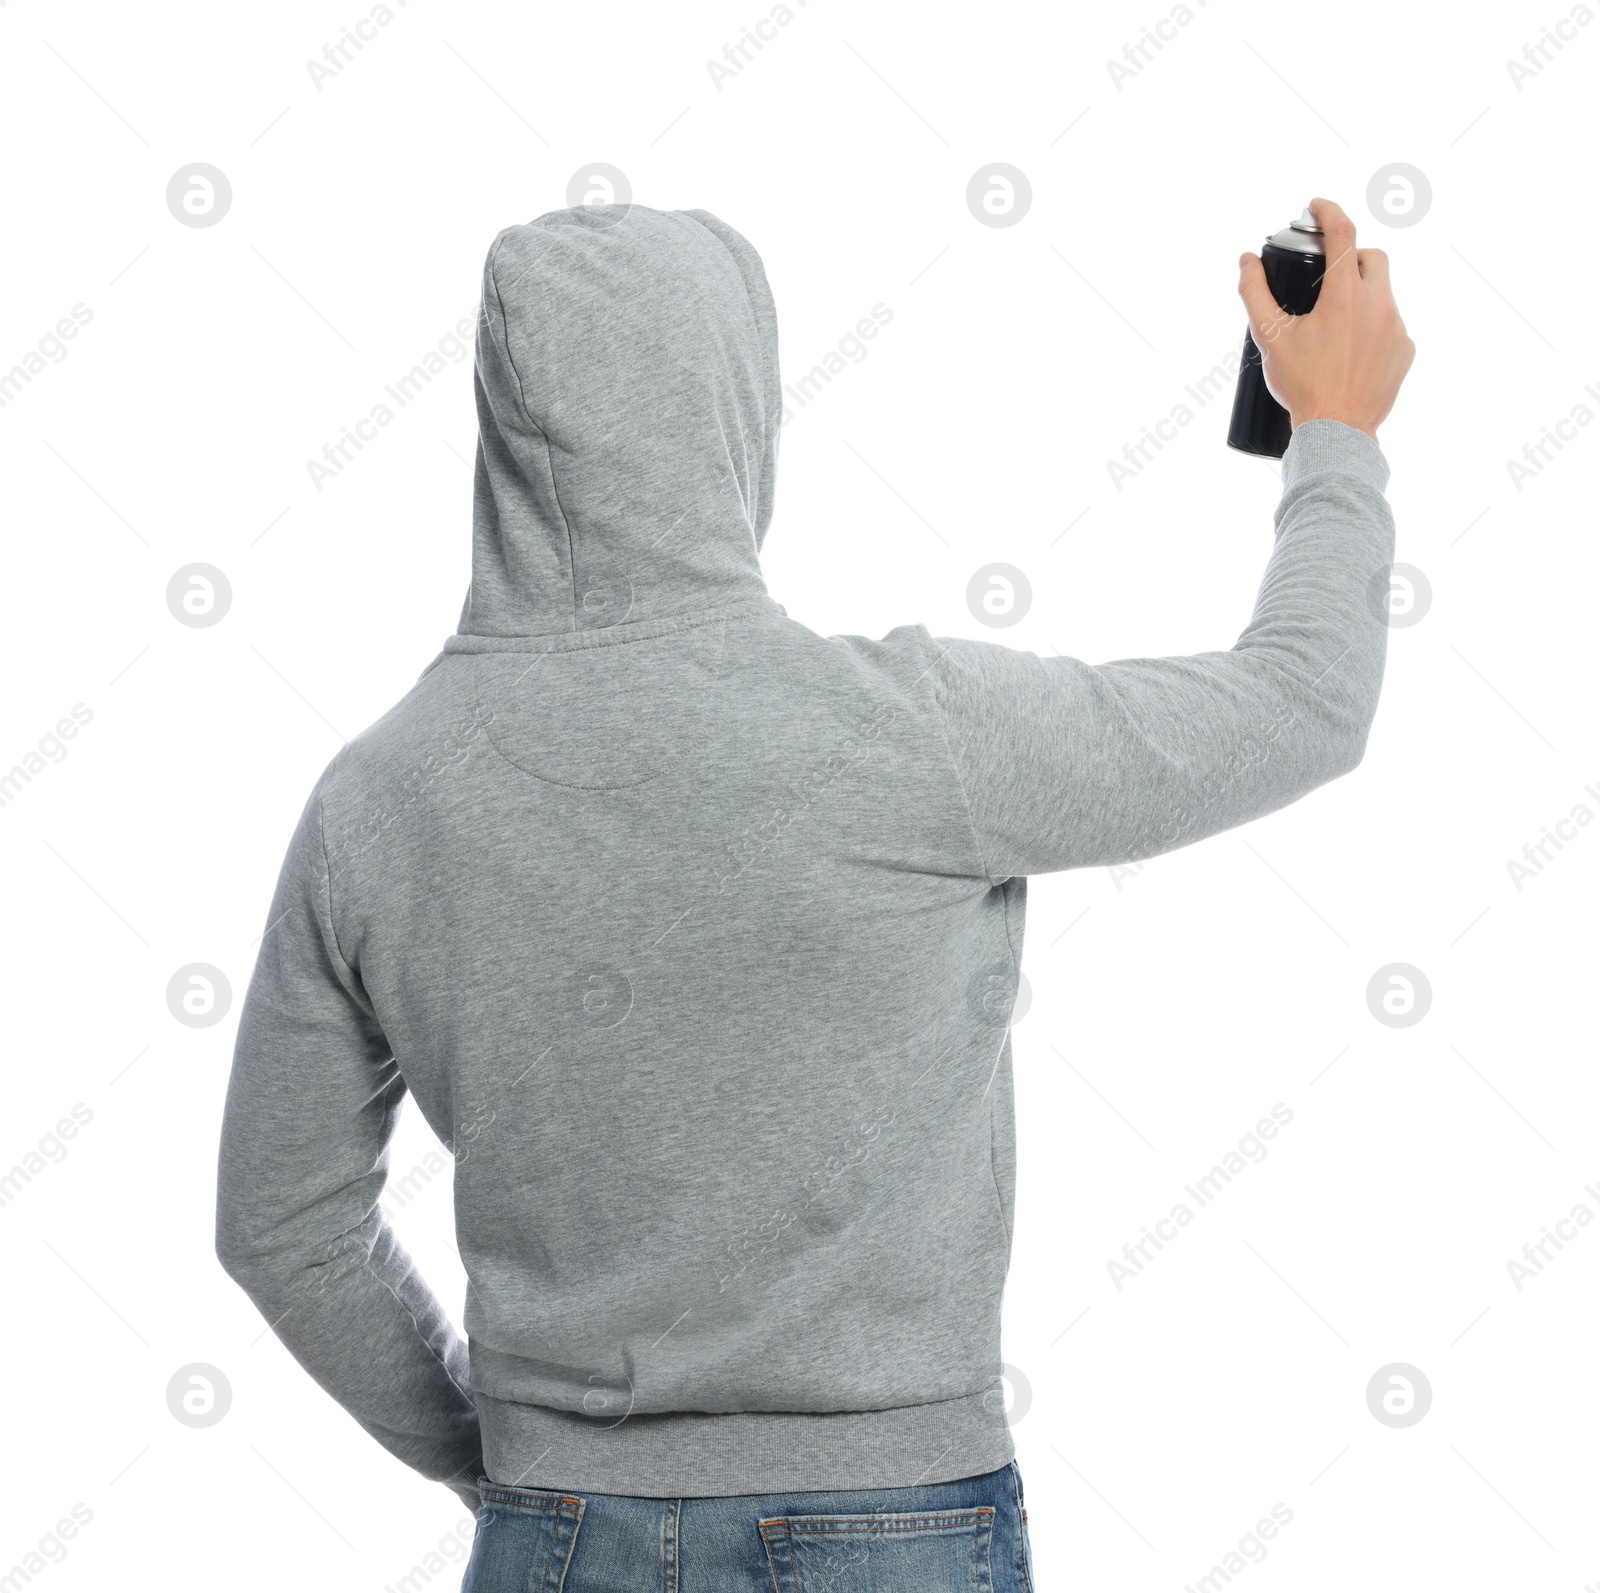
[926,198,1413,882]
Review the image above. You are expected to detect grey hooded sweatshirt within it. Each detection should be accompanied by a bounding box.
[216,204,1395,1508]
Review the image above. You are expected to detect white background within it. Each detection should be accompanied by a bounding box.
[2,0,1596,1588]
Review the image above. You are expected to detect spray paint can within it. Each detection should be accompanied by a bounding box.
[1226,209,1325,458]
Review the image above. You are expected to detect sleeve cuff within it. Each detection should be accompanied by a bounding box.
[1281,418,1390,496]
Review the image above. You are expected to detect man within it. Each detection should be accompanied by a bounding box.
[216,196,1412,1590]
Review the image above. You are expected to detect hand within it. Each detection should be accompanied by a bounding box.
[1237,197,1415,444]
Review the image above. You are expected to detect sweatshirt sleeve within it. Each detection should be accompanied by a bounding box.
[928,420,1395,881]
[215,780,485,1510]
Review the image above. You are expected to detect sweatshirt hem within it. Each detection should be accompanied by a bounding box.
[475,1388,1016,1497]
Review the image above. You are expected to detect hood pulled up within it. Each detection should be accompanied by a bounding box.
[460,204,781,639]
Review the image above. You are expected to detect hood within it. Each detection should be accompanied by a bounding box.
[459,204,781,639]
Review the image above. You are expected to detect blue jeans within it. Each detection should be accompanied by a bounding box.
[460,1461,1035,1592]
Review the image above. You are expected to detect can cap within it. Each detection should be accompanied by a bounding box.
[1266,207,1325,255]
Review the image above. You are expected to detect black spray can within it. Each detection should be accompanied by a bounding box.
[1226,209,1325,458]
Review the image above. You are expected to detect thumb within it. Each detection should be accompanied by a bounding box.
[1237,252,1281,338]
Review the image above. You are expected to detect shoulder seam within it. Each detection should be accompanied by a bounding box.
[314,786,361,978]
[917,638,1001,888]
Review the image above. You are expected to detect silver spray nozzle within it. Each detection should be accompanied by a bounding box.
[1267,207,1325,255]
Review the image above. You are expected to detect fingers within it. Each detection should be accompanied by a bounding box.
[1356,247,1390,284]
[1308,197,1359,283]
[1237,252,1281,336]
